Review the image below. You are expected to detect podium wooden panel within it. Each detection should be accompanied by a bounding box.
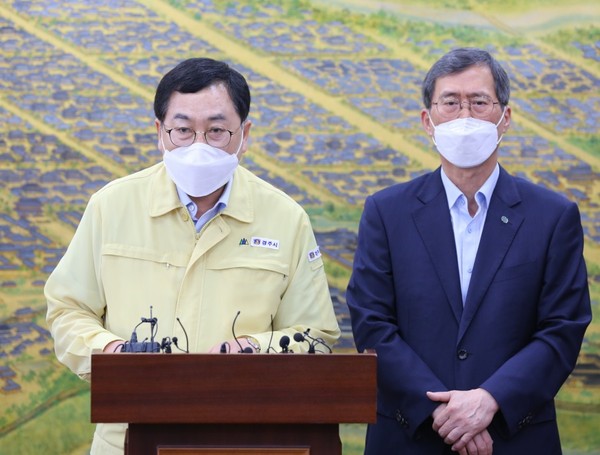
[91,353,376,455]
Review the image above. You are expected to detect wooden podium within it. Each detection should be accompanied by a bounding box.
[91,353,377,455]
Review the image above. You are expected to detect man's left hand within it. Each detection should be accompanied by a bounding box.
[427,388,498,452]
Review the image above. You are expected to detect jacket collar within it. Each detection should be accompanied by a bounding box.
[413,165,523,329]
[458,166,523,341]
[148,164,253,224]
[221,166,253,224]
[413,167,464,323]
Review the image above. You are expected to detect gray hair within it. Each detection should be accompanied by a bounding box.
[422,48,510,109]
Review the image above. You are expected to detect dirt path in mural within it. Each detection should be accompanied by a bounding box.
[142,0,440,176]
[0,4,147,179]
[0,387,87,437]
[310,0,599,69]
[309,0,599,31]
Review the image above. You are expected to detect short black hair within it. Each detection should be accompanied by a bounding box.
[422,48,510,109]
[153,58,251,123]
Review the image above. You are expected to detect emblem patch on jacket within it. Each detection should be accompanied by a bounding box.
[308,246,321,262]
[251,237,280,250]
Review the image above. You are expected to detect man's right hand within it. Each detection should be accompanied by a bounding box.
[456,428,493,455]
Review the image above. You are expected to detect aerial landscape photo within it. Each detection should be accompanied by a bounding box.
[0,0,598,453]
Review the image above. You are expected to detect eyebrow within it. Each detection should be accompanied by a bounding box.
[171,113,228,122]
[207,113,227,121]
[439,90,492,98]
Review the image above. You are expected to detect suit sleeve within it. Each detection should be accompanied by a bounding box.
[481,201,591,436]
[347,195,448,436]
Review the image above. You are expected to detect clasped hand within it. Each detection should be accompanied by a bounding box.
[427,388,498,455]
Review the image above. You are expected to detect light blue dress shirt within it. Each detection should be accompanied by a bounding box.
[176,178,233,232]
[441,164,500,304]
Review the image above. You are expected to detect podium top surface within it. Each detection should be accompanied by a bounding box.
[91,353,377,424]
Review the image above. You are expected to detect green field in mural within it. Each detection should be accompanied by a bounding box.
[0,0,598,453]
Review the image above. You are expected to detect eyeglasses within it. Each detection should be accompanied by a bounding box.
[432,95,500,119]
[163,123,242,148]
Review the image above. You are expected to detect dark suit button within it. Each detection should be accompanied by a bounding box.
[518,414,533,429]
[457,349,468,360]
[395,410,402,422]
[395,410,409,428]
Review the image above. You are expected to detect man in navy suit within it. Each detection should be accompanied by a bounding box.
[346,48,591,454]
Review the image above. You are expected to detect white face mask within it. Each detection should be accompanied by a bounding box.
[162,129,243,197]
[430,110,505,168]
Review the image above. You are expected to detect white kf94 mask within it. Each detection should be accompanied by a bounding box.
[162,130,243,197]
[430,110,505,168]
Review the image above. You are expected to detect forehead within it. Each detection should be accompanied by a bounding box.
[165,83,239,123]
[433,64,496,98]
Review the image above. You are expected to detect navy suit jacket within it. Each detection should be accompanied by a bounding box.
[347,166,591,454]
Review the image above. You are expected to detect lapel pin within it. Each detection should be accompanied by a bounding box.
[501,216,509,224]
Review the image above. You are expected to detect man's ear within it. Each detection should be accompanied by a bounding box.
[238,120,252,158]
[421,109,434,137]
[155,119,163,152]
[500,105,511,135]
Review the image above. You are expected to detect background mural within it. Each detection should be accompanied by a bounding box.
[0,0,598,453]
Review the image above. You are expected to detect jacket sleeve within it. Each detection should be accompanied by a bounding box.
[347,195,448,437]
[45,195,122,381]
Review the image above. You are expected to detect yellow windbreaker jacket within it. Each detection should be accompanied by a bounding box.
[45,163,340,454]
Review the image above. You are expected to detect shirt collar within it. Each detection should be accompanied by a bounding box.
[440,163,500,209]
[176,177,232,220]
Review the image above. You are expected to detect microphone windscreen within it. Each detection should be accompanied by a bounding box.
[279,335,290,347]
[293,332,304,342]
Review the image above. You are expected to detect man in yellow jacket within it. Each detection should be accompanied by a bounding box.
[45,57,341,454]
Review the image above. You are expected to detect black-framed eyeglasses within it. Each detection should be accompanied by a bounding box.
[163,123,243,148]
[432,95,500,119]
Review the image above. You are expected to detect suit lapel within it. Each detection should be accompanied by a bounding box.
[458,168,523,342]
[413,169,463,323]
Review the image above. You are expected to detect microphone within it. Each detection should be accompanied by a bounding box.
[120,308,188,353]
[293,332,316,353]
[298,328,332,354]
[266,314,275,353]
[160,337,172,353]
[121,309,161,352]
[145,305,158,347]
[232,311,253,353]
[279,335,291,353]
[173,317,189,353]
